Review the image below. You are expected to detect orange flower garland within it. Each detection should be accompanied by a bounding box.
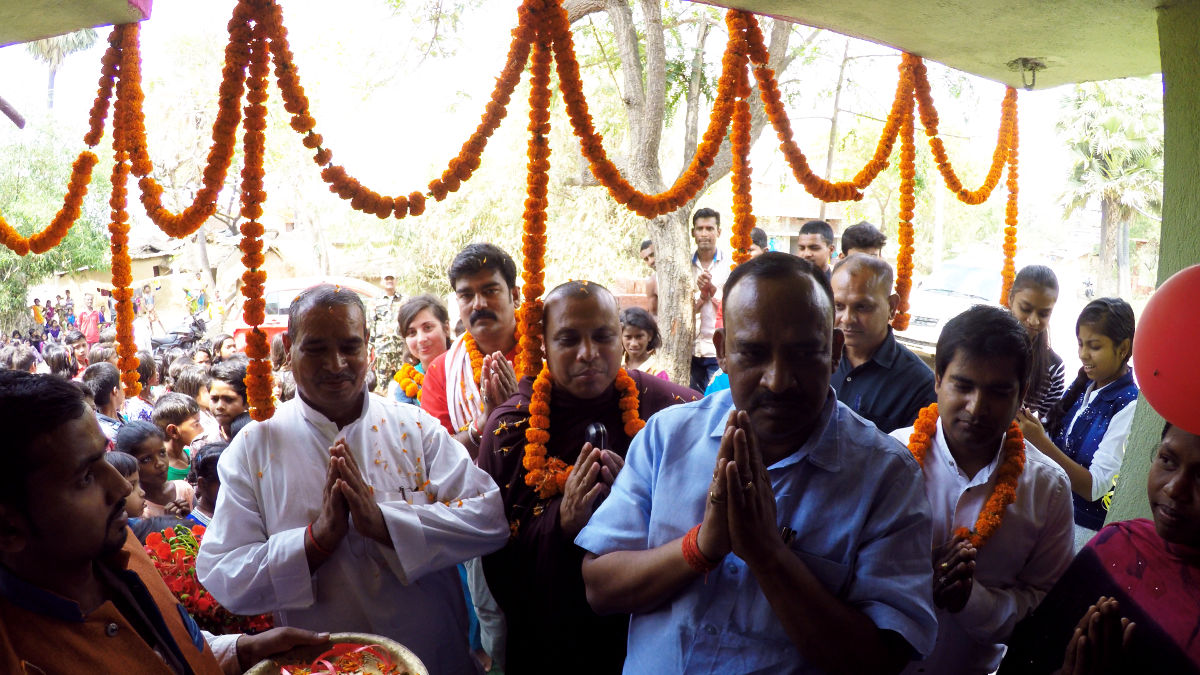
[523,365,646,499]
[892,77,917,331]
[1000,100,1020,302]
[742,15,862,203]
[111,23,142,397]
[907,403,1026,548]
[240,21,275,421]
[914,60,1018,205]
[393,363,424,400]
[545,2,742,218]
[462,331,486,385]
[516,22,553,378]
[728,52,755,266]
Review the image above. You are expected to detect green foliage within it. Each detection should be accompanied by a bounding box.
[1058,77,1163,222]
[0,125,111,329]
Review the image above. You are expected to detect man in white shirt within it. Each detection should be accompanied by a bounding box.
[690,207,730,392]
[891,305,1074,675]
[197,284,509,675]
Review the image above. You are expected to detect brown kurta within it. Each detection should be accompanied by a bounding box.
[478,370,698,674]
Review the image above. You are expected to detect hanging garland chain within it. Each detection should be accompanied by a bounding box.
[892,64,918,331]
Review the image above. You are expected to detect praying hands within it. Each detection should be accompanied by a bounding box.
[699,410,781,565]
[307,440,391,567]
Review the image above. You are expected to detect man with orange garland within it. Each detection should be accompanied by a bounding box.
[478,281,697,674]
[889,305,1073,675]
[578,254,937,674]
[422,243,521,460]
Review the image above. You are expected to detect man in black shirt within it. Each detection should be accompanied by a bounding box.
[830,254,935,432]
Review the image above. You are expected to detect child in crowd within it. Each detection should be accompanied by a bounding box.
[1008,265,1065,420]
[122,350,158,422]
[209,357,250,441]
[173,363,222,440]
[152,392,206,481]
[619,306,669,380]
[104,451,146,521]
[1018,297,1138,551]
[186,442,227,527]
[115,421,194,518]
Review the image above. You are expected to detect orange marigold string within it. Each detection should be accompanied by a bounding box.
[462,331,486,385]
[111,23,141,397]
[240,20,275,421]
[0,32,118,255]
[393,363,424,400]
[907,403,1025,548]
[121,6,254,239]
[516,22,552,378]
[892,75,917,331]
[264,0,537,219]
[1000,97,1020,302]
[729,61,755,266]
[545,3,742,218]
[914,60,1018,205]
[523,365,646,499]
[743,14,863,203]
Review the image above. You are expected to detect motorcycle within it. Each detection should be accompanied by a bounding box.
[152,311,207,357]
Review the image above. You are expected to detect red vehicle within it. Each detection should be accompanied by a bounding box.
[231,276,385,350]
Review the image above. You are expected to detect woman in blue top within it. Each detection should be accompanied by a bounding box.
[1019,297,1138,551]
[390,294,453,405]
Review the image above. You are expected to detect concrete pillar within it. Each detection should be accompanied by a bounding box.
[1107,0,1200,523]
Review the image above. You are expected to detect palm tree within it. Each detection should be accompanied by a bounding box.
[1057,78,1163,297]
[25,29,99,110]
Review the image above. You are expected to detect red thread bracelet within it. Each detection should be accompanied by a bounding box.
[682,523,720,574]
[307,522,333,556]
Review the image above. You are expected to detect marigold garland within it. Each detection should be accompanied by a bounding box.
[545,2,742,218]
[907,403,1025,548]
[516,22,553,378]
[462,331,486,385]
[913,60,1018,205]
[240,20,275,421]
[892,73,917,331]
[393,362,424,400]
[523,365,646,500]
[1000,99,1020,302]
[729,53,755,266]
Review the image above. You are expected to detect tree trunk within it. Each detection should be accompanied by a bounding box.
[47,66,57,110]
[1117,219,1131,298]
[819,39,851,221]
[1098,196,1119,296]
[0,95,25,128]
[194,224,215,289]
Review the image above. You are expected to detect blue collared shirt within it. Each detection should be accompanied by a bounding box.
[577,389,938,674]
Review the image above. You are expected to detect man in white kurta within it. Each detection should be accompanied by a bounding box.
[196,284,508,675]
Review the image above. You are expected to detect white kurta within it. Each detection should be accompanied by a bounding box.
[891,419,1075,675]
[196,389,508,675]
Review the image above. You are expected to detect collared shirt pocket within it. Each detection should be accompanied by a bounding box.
[787,544,851,598]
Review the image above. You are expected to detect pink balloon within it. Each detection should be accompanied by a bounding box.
[1133,264,1200,434]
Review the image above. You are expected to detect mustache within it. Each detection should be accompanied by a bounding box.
[750,389,805,409]
[470,309,499,325]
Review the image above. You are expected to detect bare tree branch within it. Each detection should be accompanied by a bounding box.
[636,0,667,189]
[564,0,607,23]
[606,0,648,172]
[680,21,711,168]
[0,95,25,128]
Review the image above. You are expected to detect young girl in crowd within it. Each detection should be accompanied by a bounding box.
[1008,265,1066,419]
[210,333,238,364]
[209,357,249,441]
[392,294,452,405]
[122,350,158,422]
[115,420,194,518]
[186,442,227,527]
[1018,297,1138,550]
[104,451,146,520]
[619,307,669,380]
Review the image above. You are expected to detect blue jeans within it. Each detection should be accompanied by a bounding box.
[690,356,719,393]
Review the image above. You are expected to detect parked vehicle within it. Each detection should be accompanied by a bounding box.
[151,311,207,357]
[895,260,1002,358]
[229,276,386,350]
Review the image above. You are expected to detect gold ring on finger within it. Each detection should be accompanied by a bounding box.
[743,481,754,491]
[709,490,724,503]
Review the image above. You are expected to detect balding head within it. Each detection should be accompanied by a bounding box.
[543,281,624,400]
[831,253,898,358]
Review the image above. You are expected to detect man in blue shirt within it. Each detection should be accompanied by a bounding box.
[831,254,936,433]
[577,253,937,674]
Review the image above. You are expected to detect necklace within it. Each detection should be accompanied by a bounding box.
[393,362,423,400]
[907,403,1026,548]
[523,365,646,499]
[462,332,485,385]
